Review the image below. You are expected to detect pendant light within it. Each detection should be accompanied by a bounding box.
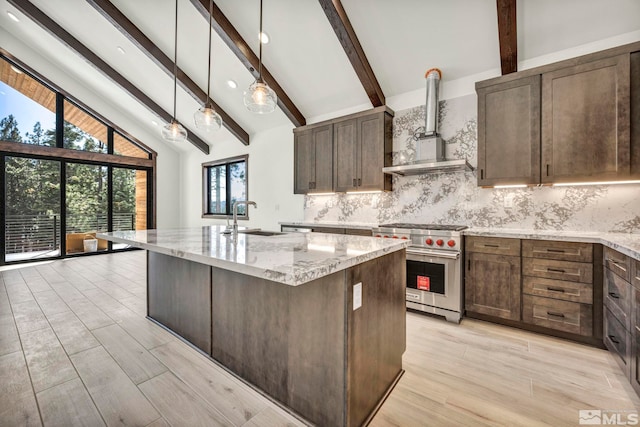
[194,0,222,131]
[243,0,277,114]
[162,0,188,143]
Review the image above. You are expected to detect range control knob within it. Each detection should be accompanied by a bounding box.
[392,236,398,239]
[383,235,389,238]
[401,236,408,240]
[425,238,433,245]
[375,234,381,238]
[436,239,444,246]
[447,240,456,247]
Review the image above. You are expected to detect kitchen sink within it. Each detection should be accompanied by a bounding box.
[237,230,286,236]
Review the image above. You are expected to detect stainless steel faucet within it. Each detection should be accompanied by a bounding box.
[232,200,257,234]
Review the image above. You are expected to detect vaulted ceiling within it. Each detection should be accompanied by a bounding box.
[1,0,640,153]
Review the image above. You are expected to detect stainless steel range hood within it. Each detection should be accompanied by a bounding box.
[383,68,474,176]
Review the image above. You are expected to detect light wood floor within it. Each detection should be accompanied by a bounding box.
[1,251,639,427]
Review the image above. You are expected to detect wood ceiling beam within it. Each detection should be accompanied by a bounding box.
[86,0,249,146]
[189,0,306,127]
[8,0,210,154]
[318,0,385,107]
[496,0,517,75]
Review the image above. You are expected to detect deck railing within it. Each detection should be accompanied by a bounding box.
[5,213,135,255]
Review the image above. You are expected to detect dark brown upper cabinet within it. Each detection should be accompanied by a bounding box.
[476,41,640,187]
[334,109,393,192]
[542,54,630,184]
[294,124,333,194]
[293,106,393,194]
[477,75,541,186]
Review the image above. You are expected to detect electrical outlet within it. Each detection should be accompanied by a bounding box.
[353,282,362,310]
[504,194,514,209]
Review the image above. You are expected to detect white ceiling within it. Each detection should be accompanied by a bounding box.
[1,0,640,153]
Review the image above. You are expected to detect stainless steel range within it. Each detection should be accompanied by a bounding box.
[373,223,467,323]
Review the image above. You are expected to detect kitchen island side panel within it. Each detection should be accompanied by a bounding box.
[346,249,406,426]
[147,251,212,354]
[210,266,347,426]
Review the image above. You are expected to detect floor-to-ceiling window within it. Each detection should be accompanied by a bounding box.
[0,53,155,264]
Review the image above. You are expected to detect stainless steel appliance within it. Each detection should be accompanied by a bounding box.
[373,223,467,323]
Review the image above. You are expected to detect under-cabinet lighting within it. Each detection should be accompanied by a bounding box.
[346,190,382,194]
[309,192,335,196]
[10,65,22,74]
[493,184,527,189]
[7,11,19,22]
[552,180,640,187]
[307,244,335,253]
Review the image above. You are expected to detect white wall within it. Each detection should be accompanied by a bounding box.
[179,123,305,230]
[0,28,182,228]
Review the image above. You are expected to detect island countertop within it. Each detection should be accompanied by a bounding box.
[98,226,408,286]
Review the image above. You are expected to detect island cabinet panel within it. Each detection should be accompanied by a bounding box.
[147,252,211,354]
[541,54,631,183]
[465,251,521,321]
[476,75,541,186]
[632,285,640,395]
[345,249,405,427]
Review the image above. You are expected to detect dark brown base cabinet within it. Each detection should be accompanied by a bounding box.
[465,237,602,347]
[147,250,406,426]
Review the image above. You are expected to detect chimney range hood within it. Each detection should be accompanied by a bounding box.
[383,68,474,176]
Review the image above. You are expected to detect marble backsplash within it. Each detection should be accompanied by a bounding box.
[303,94,640,233]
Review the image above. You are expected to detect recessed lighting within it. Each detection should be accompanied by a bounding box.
[151,120,158,126]
[7,11,19,22]
[259,31,269,44]
[10,65,22,74]
[117,46,125,55]
[226,79,237,89]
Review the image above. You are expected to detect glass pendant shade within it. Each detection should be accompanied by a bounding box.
[243,80,277,114]
[161,120,188,143]
[194,104,222,131]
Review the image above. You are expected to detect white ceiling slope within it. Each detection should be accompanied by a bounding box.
[1,0,640,153]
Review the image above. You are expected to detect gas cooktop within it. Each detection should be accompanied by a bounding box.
[378,223,468,232]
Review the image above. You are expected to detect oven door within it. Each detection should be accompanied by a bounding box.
[405,248,461,313]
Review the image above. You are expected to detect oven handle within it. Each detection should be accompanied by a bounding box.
[406,248,460,260]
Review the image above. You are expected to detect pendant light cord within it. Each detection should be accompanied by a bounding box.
[206,0,213,105]
[258,0,263,82]
[173,0,178,121]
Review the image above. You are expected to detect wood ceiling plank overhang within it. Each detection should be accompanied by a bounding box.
[8,0,211,154]
[318,0,385,107]
[496,0,517,75]
[189,0,306,127]
[86,0,249,146]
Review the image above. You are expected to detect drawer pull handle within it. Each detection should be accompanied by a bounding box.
[483,244,500,248]
[547,311,565,318]
[546,287,565,293]
[608,259,627,270]
[609,335,620,344]
[546,249,566,253]
[547,268,566,273]
[608,292,620,299]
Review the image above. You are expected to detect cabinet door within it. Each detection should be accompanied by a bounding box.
[541,54,631,183]
[333,119,358,192]
[294,129,314,194]
[632,287,640,394]
[313,125,334,192]
[357,114,384,191]
[476,75,541,186]
[465,252,521,320]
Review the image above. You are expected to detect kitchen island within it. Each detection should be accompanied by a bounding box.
[98,226,408,426]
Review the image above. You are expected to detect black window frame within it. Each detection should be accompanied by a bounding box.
[202,154,249,219]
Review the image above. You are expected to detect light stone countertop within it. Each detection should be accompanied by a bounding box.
[98,226,408,286]
[464,228,640,260]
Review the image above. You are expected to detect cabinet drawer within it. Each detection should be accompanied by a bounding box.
[604,307,631,378]
[522,276,592,304]
[522,295,592,336]
[632,258,640,289]
[312,227,345,234]
[522,240,592,262]
[465,236,520,256]
[345,228,372,236]
[604,247,631,282]
[522,258,592,283]
[604,267,632,331]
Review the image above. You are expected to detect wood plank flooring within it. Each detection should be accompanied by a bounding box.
[0,251,638,426]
